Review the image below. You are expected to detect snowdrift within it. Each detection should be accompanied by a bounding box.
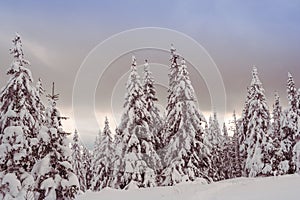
[77,174,300,200]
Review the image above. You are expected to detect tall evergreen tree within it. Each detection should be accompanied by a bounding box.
[287,73,298,112]
[270,92,284,174]
[238,87,251,175]
[71,130,86,192]
[279,73,299,174]
[230,110,242,177]
[34,78,46,126]
[82,146,92,190]
[32,83,79,199]
[142,60,163,149]
[207,113,223,145]
[161,46,210,186]
[0,33,38,199]
[272,92,282,139]
[112,56,162,189]
[220,122,235,179]
[240,67,272,177]
[206,112,223,181]
[91,117,114,191]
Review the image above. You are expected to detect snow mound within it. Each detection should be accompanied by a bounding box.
[76,174,300,200]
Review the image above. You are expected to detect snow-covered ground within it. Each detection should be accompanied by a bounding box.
[77,174,300,200]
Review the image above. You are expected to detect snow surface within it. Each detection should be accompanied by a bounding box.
[77,174,300,200]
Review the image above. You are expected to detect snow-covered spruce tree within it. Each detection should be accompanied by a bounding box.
[220,122,235,179]
[71,130,86,192]
[32,84,79,199]
[34,78,46,126]
[143,60,163,149]
[161,46,210,186]
[279,73,299,174]
[238,87,251,175]
[206,112,223,181]
[207,112,223,145]
[162,44,183,145]
[91,117,114,191]
[0,33,40,199]
[112,56,162,189]
[229,110,242,177]
[270,92,284,174]
[82,146,92,190]
[91,130,102,187]
[287,73,298,113]
[241,67,272,177]
[272,92,282,139]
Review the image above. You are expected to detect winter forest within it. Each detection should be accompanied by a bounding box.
[0,33,300,200]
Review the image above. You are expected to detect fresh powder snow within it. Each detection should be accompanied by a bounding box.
[77,174,300,200]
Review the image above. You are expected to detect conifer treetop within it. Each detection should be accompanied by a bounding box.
[46,82,60,102]
[10,33,27,61]
[144,59,149,68]
[251,66,262,86]
[132,55,137,67]
[287,72,297,111]
[170,44,179,65]
[103,116,113,140]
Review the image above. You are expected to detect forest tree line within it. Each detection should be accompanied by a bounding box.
[0,34,299,199]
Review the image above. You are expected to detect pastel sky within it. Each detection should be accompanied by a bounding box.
[0,0,299,147]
